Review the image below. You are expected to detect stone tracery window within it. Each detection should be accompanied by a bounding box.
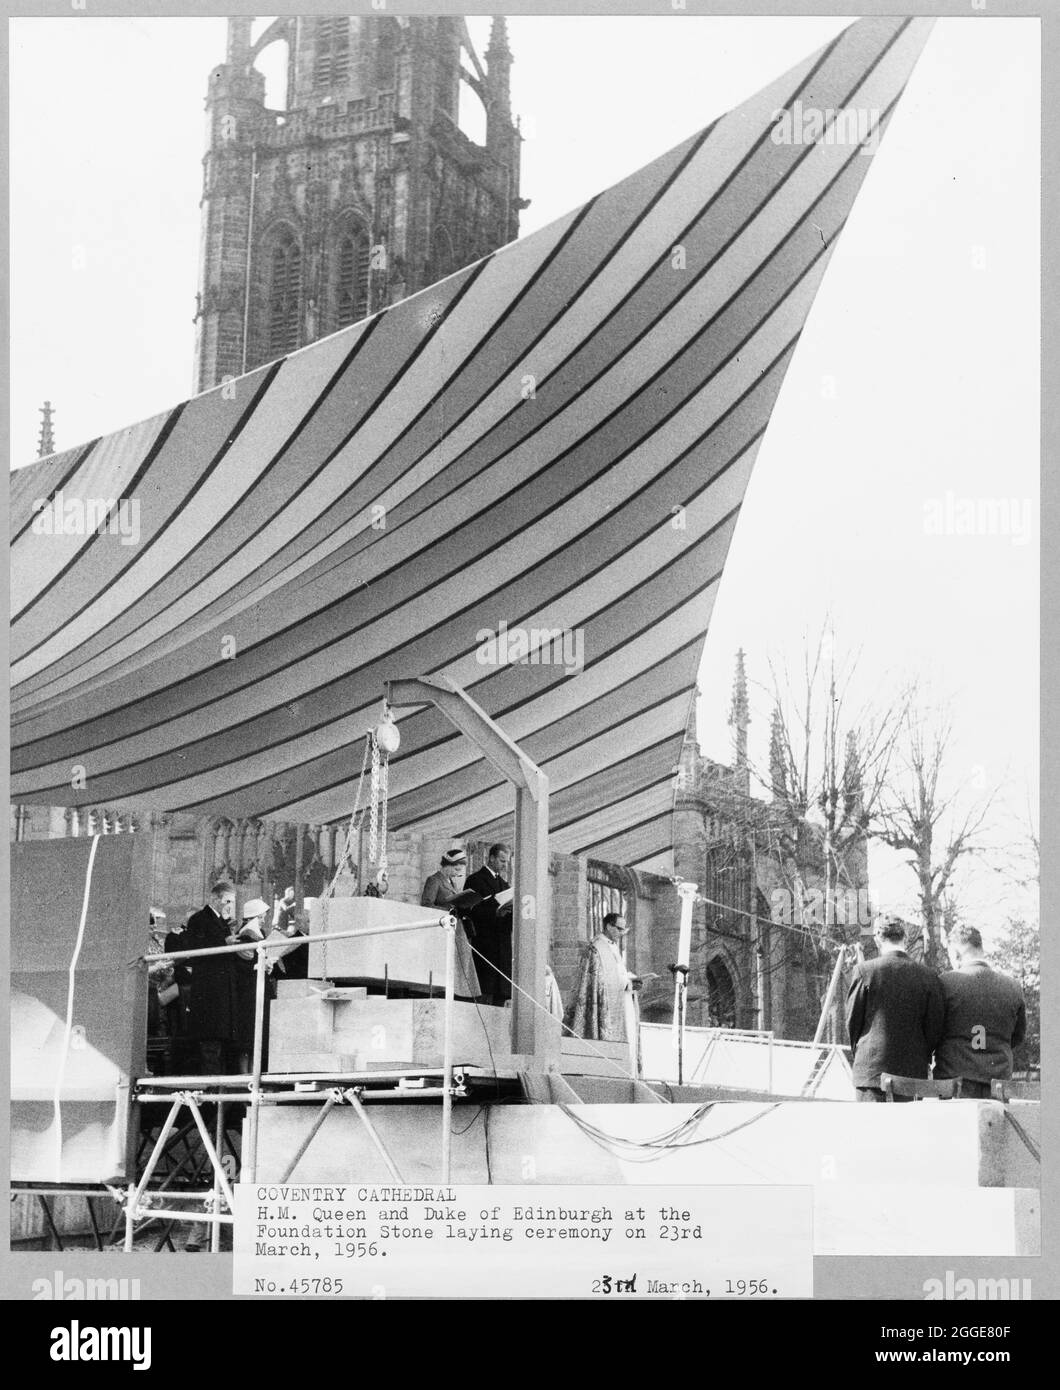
[268,231,302,357]
[586,860,630,939]
[335,224,370,328]
[429,224,455,283]
[314,17,350,90]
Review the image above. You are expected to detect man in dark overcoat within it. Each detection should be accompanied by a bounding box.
[845,913,945,1101]
[183,880,238,1074]
[464,844,513,1005]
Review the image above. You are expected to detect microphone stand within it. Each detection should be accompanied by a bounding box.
[669,963,690,1084]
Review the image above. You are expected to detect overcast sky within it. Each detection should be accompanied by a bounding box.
[8,14,1039,937]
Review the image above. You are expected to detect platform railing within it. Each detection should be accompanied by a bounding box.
[639,1023,853,1097]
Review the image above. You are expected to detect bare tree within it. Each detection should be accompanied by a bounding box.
[733,624,911,1040]
[874,705,998,970]
[754,622,909,942]
[991,915,1040,1073]
[987,798,1040,898]
[985,808,1039,1072]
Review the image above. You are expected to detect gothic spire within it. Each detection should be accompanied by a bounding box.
[727,648,750,794]
[768,705,788,805]
[37,400,55,458]
[486,15,512,60]
[842,728,864,823]
[225,16,253,66]
[485,15,513,128]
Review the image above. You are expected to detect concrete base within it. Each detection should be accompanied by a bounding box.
[976,1099,1039,1189]
[249,1098,1040,1257]
[813,1184,1039,1255]
[253,1098,1031,1184]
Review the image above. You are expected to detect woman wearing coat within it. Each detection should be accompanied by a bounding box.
[420,850,481,1001]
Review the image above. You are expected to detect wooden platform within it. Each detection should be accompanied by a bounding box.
[265,982,655,1080]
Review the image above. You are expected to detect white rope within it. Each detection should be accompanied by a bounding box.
[322,739,373,901]
[320,736,375,978]
[560,1098,783,1162]
[326,703,395,901]
[53,834,100,1182]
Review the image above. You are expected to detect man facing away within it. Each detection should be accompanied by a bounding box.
[933,924,1027,1099]
[845,913,946,1102]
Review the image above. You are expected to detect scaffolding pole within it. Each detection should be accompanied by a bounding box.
[278,1091,341,1183]
[244,945,269,1184]
[344,1090,406,1183]
[441,913,456,1183]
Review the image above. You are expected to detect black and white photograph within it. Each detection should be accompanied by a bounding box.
[4,0,1050,1327]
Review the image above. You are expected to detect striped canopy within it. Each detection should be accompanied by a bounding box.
[10,17,932,874]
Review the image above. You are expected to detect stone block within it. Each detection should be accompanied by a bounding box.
[275,979,327,1000]
[267,995,515,1073]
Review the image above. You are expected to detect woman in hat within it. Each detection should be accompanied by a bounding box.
[420,850,481,1000]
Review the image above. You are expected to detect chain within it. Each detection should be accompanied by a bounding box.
[321,892,328,981]
[378,750,389,877]
[367,735,380,864]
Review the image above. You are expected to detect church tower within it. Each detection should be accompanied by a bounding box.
[193,15,524,393]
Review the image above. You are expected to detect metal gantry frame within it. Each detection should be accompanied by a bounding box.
[386,675,551,1060]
